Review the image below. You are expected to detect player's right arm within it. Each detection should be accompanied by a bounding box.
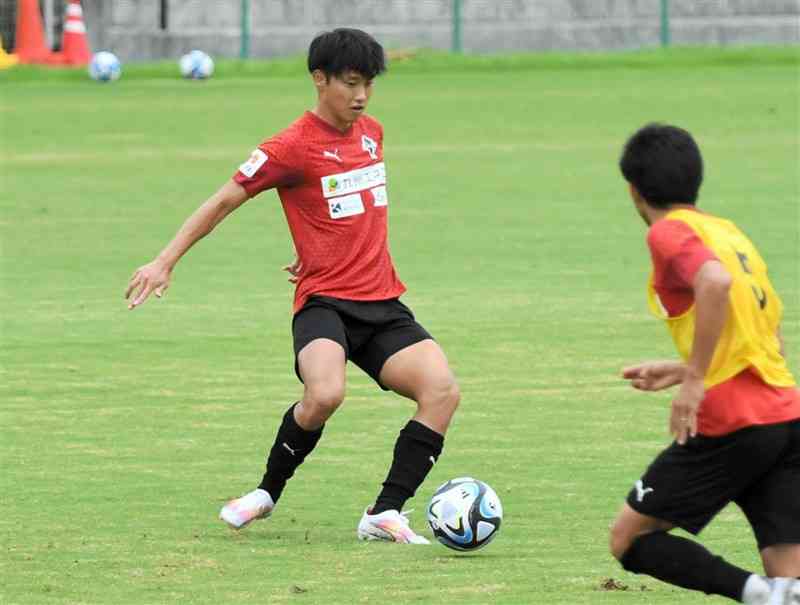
[126,128,304,309]
[629,220,725,443]
[670,260,732,443]
[125,180,248,310]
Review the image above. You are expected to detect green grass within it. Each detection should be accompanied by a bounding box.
[1,45,798,82]
[1,47,798,604]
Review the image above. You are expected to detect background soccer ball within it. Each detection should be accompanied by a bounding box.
[88,51,122,82]
[179,50,214,80]
[427,477,503,551]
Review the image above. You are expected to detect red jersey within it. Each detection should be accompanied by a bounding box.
[233,111,406,313]
[647,214,800,436]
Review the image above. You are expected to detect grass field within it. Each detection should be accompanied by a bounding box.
[1,47,798,604]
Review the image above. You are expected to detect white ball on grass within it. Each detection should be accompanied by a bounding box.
[179,50,214,80]
[88,51,122,82]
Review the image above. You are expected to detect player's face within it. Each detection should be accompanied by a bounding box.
[314,69,374,130]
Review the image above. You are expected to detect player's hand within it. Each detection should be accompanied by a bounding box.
[622,360,686,391]
[282,256,303,284]
[669,374,704,445]
[125,259,171,310]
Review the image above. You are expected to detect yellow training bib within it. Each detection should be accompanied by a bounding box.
[647,209,794,389]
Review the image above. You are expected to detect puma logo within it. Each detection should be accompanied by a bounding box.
[429,456,436,465]
[635,480,654,502]
[282,442,298,456]
[323,149,342,162]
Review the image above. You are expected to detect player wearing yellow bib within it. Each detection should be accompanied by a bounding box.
[609,124,800,604]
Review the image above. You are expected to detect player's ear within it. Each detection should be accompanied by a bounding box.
[312,69,328,91]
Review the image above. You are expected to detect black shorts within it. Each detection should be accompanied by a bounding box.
[292,296,433,390]
[627,418,800,550]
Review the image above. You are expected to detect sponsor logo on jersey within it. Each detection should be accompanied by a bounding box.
[238,149,268,178]
[328,193,365,219]
[321,162,385,198]
[361,135,378,160]
[371,185,388,207]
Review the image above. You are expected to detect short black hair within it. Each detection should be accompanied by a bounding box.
[619,123,704,208]
[307,28,386,80]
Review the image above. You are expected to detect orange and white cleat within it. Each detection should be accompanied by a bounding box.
[219,488,274,530]
[357,508,430,544]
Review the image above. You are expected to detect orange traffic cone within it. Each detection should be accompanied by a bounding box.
[14,0,60,64]
[61,0,90,65]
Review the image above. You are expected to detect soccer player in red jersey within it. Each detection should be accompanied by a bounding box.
[610,124,800,603]
[125,29,459,544]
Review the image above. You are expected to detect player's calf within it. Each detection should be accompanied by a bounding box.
[371,419,444,515]
[617,531,781,603]
[256,402,326,505]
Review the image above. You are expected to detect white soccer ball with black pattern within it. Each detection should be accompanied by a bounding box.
[88,51,121,82]
[427,477,502,551]
[179,50,214,80]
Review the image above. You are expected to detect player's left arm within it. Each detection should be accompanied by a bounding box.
[671,260,732,444]
[622,361,686,391]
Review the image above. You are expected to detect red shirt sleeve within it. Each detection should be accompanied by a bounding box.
[232,131,304,198]
[647,219,718,289]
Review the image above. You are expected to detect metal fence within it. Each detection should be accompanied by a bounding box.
[1,0,67,52]
[2,1,799,59]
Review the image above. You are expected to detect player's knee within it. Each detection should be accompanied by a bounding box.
[609,520,634,562]
[304,384,345,417]
[447,380,461,413]
[424,376,460,414]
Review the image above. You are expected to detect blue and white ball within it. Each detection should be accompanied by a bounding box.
[179,50,214,80]
[88,51,121,82]
[427,477,503,551]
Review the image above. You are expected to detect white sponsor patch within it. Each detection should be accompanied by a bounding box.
[321,162,385,199]
[238,149,268,178]
[328,193,365,219]
[370,185,388,207]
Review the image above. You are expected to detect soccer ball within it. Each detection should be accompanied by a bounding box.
[88,51,121,82]
[179,50,214,80]
[427,477,503,551]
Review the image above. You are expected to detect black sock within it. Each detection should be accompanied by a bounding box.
[620,531,751,601]
[372,420,444,514]
[257,403,323,503]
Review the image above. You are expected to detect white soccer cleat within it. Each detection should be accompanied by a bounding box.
[219,488,274,530]
[357,508,430,544]
[783,579,800,605]
[766,578,800,605]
